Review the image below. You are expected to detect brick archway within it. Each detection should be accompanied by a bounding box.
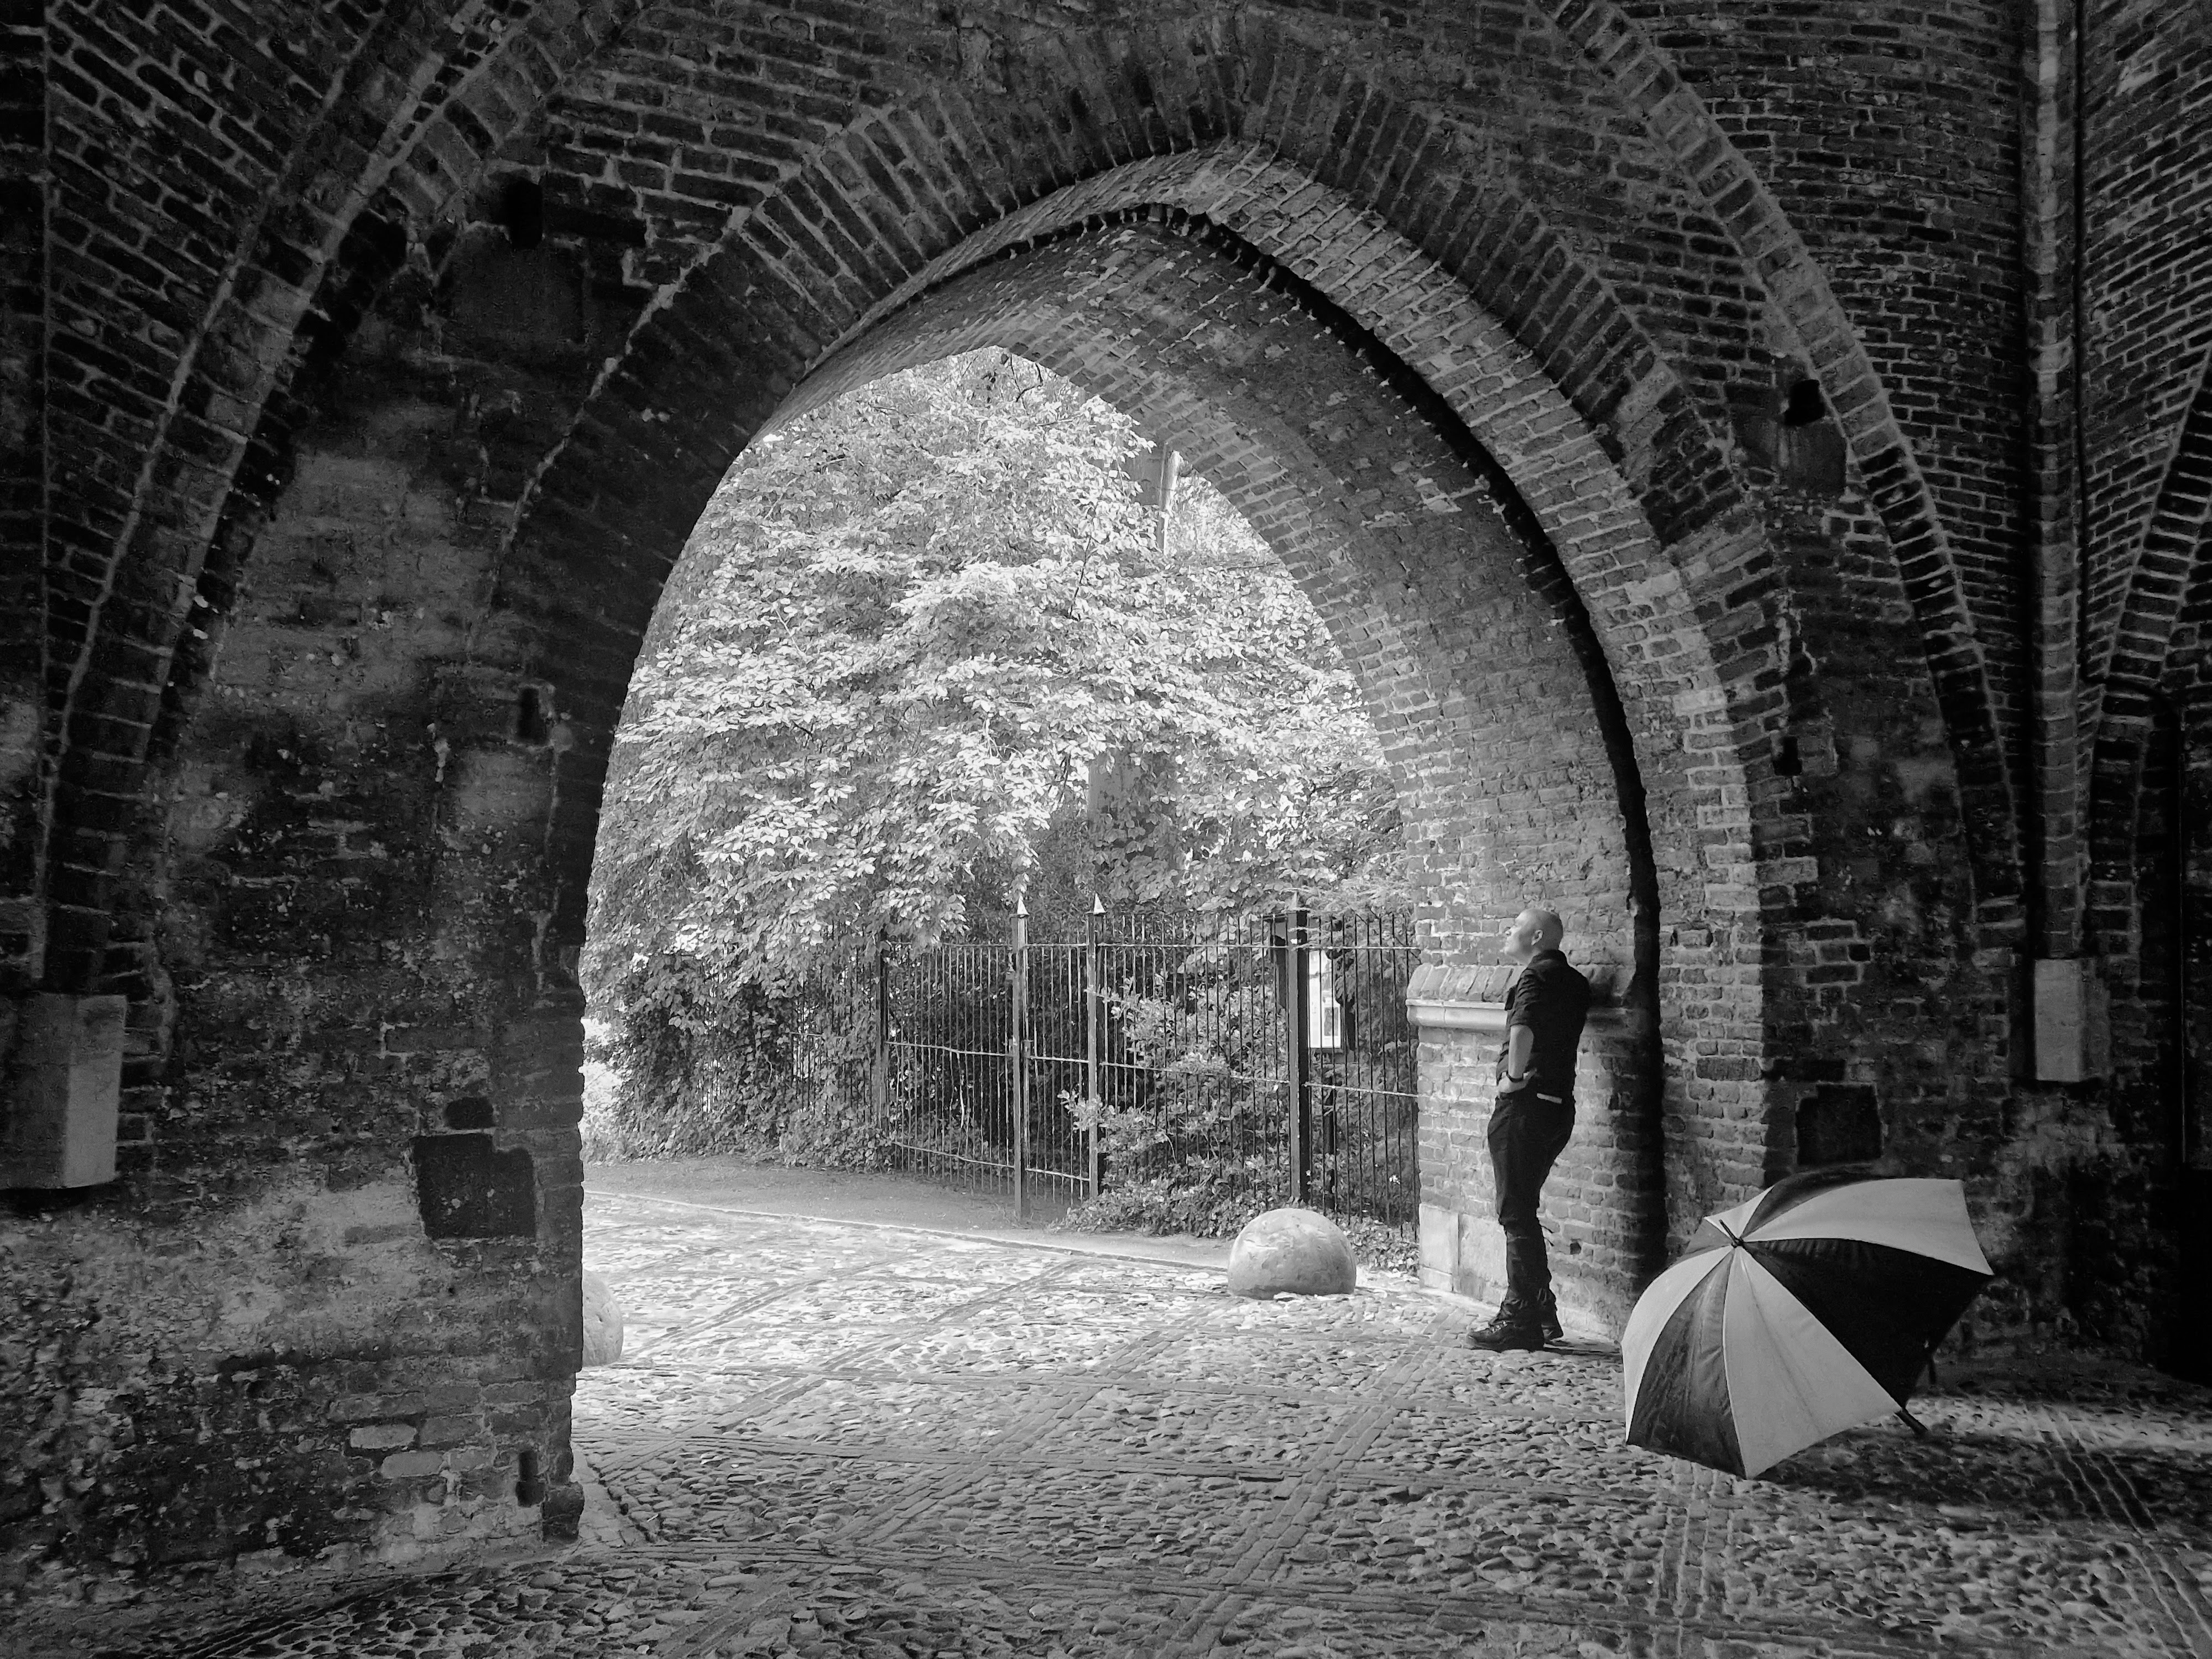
[510,181,1814,1315]
[509,96,1866,1197]
[597,215,1689,1321]
[40,8,1940,1350]
[2090,369,2212,1197]
[2088,354,2212,912]
[31,3,2022,1010]
[1534,0,2023,916]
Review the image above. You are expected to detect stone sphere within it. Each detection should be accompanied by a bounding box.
[1226,1208,1357,1298]
[581,1270,625,1366]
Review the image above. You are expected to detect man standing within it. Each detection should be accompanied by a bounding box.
[1466,906,1592,1352]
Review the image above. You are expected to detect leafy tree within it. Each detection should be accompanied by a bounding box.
[585,350,1404,1015]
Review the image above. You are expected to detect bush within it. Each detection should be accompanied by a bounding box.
[1052,1173,1274,1241]
[582,968,885,1167]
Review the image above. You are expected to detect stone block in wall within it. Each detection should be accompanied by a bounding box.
[1,993,126,1188]
[2032,958,2109,1082]
[1418,1199,1506,1306]
[412,1133,536,1238]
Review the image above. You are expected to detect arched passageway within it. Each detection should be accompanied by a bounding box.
[599,217,1682,1324]
[14,0,2161,1590]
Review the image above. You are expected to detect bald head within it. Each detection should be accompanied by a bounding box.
[1501,907,1565,963]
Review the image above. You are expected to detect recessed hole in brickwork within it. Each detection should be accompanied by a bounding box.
[499,177,544,251]
[1782,380,1827,427]
[414,1135,536,1239]
[541,194,646,247]
[1797,1084,1881,1166]
[1776,734,1803,776]
[515,1448,544,1506]
[449,241,583,342]
[515,688,552,745]
[445,1096,496,1130]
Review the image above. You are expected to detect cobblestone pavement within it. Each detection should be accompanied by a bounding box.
[27,1188,2212,1658]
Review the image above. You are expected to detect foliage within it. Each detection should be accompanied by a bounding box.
[579,968,881,1166]
[1056,952,1415,1243]
[1068,973,1287,1207]
[1051,1175,1276,1242]
[1053,972,1418,1264]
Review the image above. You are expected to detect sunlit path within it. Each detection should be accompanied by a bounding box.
[35,1182,2212,1658]
[562,1189,2212,1659]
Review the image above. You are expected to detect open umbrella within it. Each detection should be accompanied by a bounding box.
[1623,1170,1992,1477]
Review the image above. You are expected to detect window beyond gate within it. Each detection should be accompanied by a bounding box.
[877,907,1420,1232]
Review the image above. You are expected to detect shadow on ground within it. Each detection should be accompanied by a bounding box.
[14,1169,2212,1659]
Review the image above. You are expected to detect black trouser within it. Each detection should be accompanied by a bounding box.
[1486,1090,1575,1316]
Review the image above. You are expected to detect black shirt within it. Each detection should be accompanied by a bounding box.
[1498,950,1592,1102]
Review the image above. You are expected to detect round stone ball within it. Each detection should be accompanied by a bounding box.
[1226,1208,1357,1298]
[581,1269,625,1366]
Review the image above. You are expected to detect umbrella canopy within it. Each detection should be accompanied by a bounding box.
[1623,1170,1993,1477]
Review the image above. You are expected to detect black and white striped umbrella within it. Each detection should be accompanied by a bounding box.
[1623,1171,1993,1477]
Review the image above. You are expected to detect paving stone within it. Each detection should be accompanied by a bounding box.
[19,1191,2212,1659]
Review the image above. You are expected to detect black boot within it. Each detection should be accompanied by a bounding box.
[1465,1306,1547,1352]
[1532,1292,1563,1345]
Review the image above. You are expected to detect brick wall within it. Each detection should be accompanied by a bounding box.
[1621,0,2030,750]
[0,200,649,1593]
[2080,0,2212,705]
[4,0,2204,1593]
[33,0,639,995]
[1,2,45,1005]
[2079,0,2212,931]
[2069,0,2212,1363]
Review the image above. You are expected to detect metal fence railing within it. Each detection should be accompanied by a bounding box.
[878,905,1420,1230]
[619,905,1423,1230]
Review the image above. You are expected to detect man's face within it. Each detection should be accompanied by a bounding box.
[1501,911,1546,963]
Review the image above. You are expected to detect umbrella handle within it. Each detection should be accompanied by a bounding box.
[1896,1407,1928,1438]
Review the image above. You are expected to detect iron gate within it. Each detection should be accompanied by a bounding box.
[877,906,1420,1228]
